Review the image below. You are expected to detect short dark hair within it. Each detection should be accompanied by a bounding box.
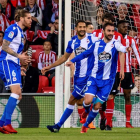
[43,40,52,46]
[85,22,93,27]
[102,12,115,22]
[117,20,129,27]
[103,22,115,30]
[75,20,86,27]
[0,31,4,37]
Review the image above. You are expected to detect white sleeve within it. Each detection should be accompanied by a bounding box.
[36,8,43,26]
[91,36,98,43]
[115,41,126,53]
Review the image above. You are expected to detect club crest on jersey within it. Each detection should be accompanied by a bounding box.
[111,44,114,47]
[75,47,86,56]
[87,39,90,43]
[8,31,14,38]
[98,52,111,63]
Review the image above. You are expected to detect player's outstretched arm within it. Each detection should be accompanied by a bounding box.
[2,39,30,65]
[41,52,71,75]
[70,44,95,63]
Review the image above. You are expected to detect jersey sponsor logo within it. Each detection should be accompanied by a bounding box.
[98,52,111,63]
[8,31,14,38]
[75,47,86,56]
[87,81,92,86]
[12,70,16,77]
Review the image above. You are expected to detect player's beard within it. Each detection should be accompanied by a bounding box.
[104,33,113,41]
[77,30,86,37]
[23,19,31,29]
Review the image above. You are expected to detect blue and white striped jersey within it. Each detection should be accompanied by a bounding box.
[0,23,24,65]
[66,33,98,78]
[71,39,127,80]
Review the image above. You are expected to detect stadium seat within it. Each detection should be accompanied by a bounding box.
[30,45,44,68]
[42,87,55,93]
[37,75,49,93]
[51,77,55,87]
[130,16,140,32]
[132,4,140,16]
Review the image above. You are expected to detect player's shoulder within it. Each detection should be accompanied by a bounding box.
[69,35,77,44]
[92,29,102,33]
[114,31,122,36]
[5,23,18,31]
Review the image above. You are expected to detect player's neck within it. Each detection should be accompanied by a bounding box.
[44,50,51,54]
[104,38,111,43]
[77,35,86,40]
[17,22,25,30]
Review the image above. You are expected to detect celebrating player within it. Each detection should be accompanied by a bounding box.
[0,9,32,134]
[66,22,129,133]
[42,20,98,132]
[92,13,124,130]
[105,20,140,130]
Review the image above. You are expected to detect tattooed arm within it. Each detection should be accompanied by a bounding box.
[2,39,19,58]
[2,39,31,64]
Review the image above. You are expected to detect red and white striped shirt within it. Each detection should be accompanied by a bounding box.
[92,29,123,43]
[117,35,140,72]
[37,0,46,10]
[38,51,56,70]
[0,14,10,32]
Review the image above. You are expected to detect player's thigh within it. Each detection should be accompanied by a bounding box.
[76,98,84,106]
[97,79,114,103]
[121,72,134,89]
[84,77,97,104]
[110,72,120,96]
[10,84,21,95]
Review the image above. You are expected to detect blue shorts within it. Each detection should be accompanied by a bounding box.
[85,77,114,103]
[72,76,88,99]
[0,60,22,90]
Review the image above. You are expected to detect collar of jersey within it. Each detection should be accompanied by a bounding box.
[16,23,23,32]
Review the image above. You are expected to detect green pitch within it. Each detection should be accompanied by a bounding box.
[0,128,140,140]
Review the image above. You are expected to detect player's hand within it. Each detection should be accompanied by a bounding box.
[18,52,31,65]
[119,71,124,80]
[65,61,73,67]
[50,25,55,34]
[41,66,51,75]
[126,47,132,52]
[21,67,26,76]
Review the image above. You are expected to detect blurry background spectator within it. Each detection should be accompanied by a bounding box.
[86,21,94,33]
[25,0,43,35]
[22,35,39,93]
[96,5,104,29]
[0,4,10,32]
[115,4,134,28]
[105,1,117,16]
[43,0,64,30]
[131,75,140,93]
[0,0,15,21]
[38,40,56,86]
[46,16,64,55]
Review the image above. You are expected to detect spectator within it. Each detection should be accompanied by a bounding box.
[0,4,10,32]
[37,0,46,11]
[106,1,118,16]
[25,0,43,35]
[115,4,134,28]
[43,0,64,30]
[96,5,104,29]
[22,35,39,93]
[46,17,64,55]
[38,40,56,86]
[0,0,15,21]
[131,75,140,93]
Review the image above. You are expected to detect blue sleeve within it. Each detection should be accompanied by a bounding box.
[66,41,73,53]
[3,25,17,42]
[71,43,95,63]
